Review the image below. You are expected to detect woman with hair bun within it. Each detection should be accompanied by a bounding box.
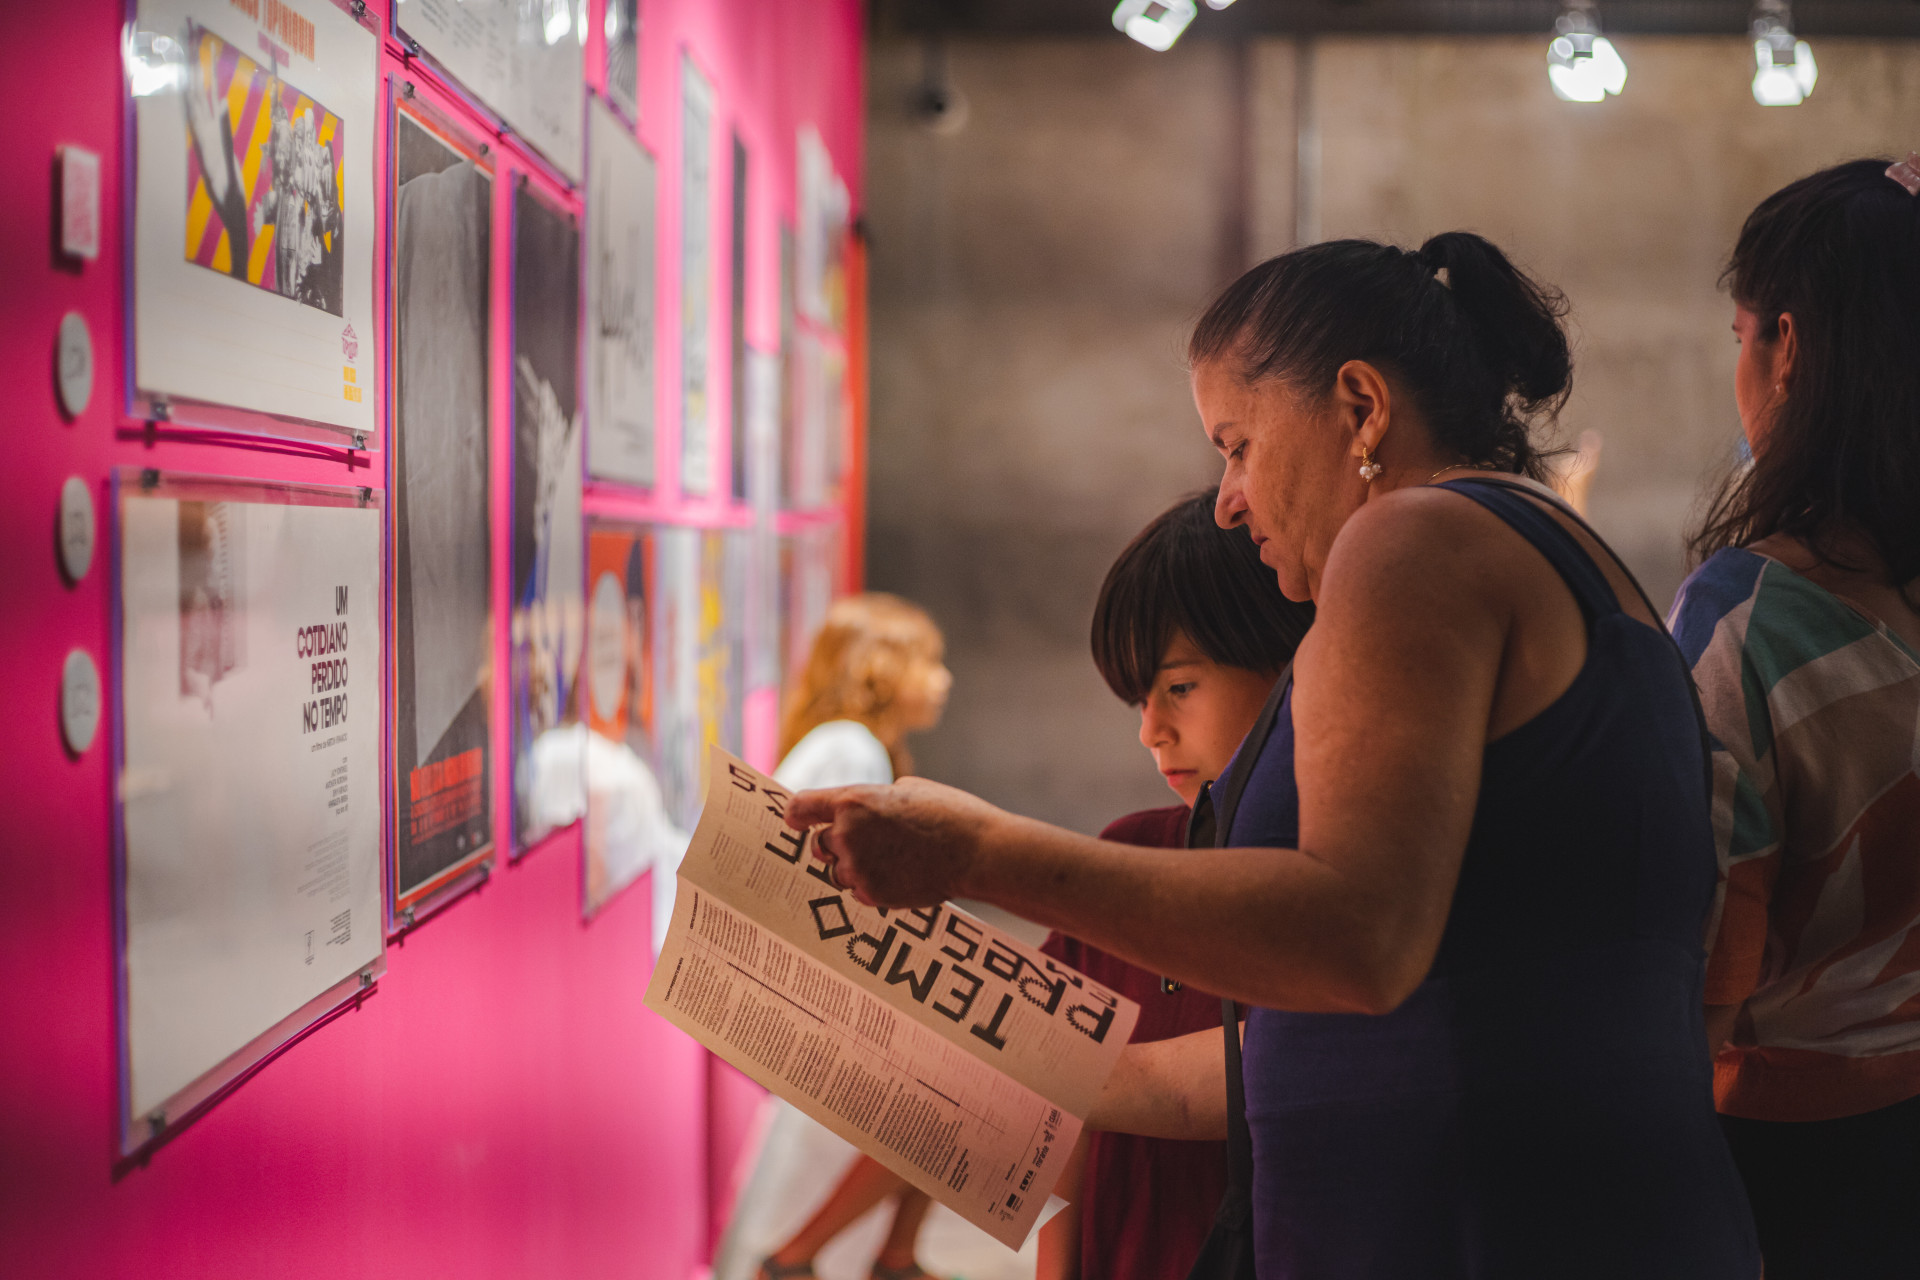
[1671,156,1920,1279]
[786,233,1759,1276]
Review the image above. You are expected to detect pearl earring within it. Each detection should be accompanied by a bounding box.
[1358,446,1382,482]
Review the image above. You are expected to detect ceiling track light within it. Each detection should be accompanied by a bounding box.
[1547,1,1627,102]
[1751,0,1817,105]
[1112,0,1198,51]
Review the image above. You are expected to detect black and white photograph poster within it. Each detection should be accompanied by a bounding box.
[650,525,702,831]
[604,0,639,121]
[730,131,749,500]
[390,105,494,910]
[585,98,658,488]
[394,0,584,181]
[796,123,850,332]
[130,0,377,436]
[117,477,383,1144]
[510,184,586,852]
[678,53,717,496]
[744,350,782,694]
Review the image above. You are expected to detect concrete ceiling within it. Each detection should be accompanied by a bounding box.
[872,0,1920,37]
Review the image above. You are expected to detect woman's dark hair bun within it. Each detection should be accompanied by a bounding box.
[1417,232,1572,409]
[1191,231,1573,480]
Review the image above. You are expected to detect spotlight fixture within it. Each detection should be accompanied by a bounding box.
[542,0,574,47]
[1547,2,1627,102]
[1750,0,1817,106]
[1112,0,1198,51]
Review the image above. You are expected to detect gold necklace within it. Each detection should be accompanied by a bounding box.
[1428,462,1484,482]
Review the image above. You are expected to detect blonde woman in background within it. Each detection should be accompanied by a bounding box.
[735,594,954,1280]
[774,593,951,794]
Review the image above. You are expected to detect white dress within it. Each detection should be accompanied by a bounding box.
[714,720,903,1280]
[772,719,894,792]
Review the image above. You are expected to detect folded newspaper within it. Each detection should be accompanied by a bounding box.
[644,747,1142,1249]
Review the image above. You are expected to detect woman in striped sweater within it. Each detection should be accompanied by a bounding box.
[1670,154,1920,1279]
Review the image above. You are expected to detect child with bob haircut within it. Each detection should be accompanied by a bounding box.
[1040,488,1313,1280]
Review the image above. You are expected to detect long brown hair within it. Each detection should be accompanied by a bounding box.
[778,593,944,778]
[1691,159,1920,599]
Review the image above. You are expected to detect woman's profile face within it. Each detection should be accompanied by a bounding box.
[896,653,952,733]
[1192,358,1352,603]
[1732,304,1791,453]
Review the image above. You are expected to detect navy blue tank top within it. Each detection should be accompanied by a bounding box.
[1231,480,1759,1278]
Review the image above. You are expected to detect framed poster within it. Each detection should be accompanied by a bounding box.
[781,523,838,686]
[585,97,657,488]
[393,0,584,182]
[796,124,849,333]
[604,0,639,122]
[389,94,494,921]
[779,222,798,510]
[697,530,747,764]
[729,131,749,501]
[583,523,690,929]
[127,0,379,444]
[744,350,781,693]
[115,471,384,1154]
[510,182,586,852]
[651,525,700,829]
[678,53,716,497]
[788,329,842,511]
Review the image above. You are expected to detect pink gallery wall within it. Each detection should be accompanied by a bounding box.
[0,1,864,1277]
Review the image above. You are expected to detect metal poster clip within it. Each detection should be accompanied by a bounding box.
[357,487,372,507]
[358,970,375,991]
[139,468,160,491]
[401,905,417,930]
[478,859,494,883]
[350,0,367,18]
[351,431,367,450]
[150,398,170,423]
[401,80,416,100]
[147,1109,167,1134]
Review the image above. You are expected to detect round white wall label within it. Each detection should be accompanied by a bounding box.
[62,648,102,755]
[58,476,94,583]
[57,312,94,419]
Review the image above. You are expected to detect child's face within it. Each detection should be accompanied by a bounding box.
[896,653,953,733]
[1139,632,1277,808]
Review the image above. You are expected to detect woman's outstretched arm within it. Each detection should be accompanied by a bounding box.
[788,493,1520,1014]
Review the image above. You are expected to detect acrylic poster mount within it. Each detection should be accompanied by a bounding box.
[391,0,585,187]
[508,177,587,856]
[385,78,498,931]
[113,468,387,1157]
[124,0,383,450]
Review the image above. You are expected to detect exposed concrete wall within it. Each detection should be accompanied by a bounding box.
[1308,36,1920,607]
[865,34,1920,832]
[864,40,1251,832]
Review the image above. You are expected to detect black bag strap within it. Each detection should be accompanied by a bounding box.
[1184,662,1292,1220]
[1186,661,1293,853]
[1217,993,1252,1218]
